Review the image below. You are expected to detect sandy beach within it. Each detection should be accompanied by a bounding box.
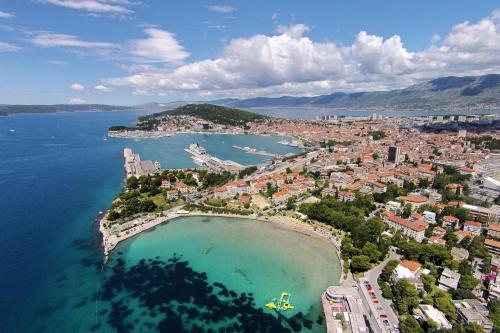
[99,207,342,264]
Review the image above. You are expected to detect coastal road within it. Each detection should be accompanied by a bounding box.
[364,250,400,330]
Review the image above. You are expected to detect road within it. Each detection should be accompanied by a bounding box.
[364,250,400,330]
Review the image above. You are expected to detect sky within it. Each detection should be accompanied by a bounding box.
[0,0,499,105]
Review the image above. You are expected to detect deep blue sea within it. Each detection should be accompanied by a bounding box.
[0,110,307,332]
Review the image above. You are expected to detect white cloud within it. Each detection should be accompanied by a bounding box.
[69,97,86,104]
[208,5,236,13]
[0,41,20,52]
[70,83,85,91]
[271,12,279,21]
[127,28,189,63]
[99,10,500,98]
[37,0,133,14]
[0,10,14,18]
[29,32,116,48]
[94,84,110,93]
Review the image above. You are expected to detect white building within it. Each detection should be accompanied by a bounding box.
[419,304,452,330]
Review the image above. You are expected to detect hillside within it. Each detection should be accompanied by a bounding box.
[0,104,133,115]
[139,103,267,127]
[213,74,500,111]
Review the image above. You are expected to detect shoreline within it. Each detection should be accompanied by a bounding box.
[99,209,342,268]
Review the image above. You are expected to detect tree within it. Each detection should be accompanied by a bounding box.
[380,259,400,282]
[350,255,371,272]
[393,279,419,314]
[402,204,412,218]
[400,316,424,333]
[126,176,139,190]
[459,274,480,290]
[378,280,393,298]
[421,274,436,293]
[286,197,296,210]
[433,290,457,321]
[361,242,382,263]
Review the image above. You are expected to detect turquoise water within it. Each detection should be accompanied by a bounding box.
[97,216,340,332]
[0,110,337,332]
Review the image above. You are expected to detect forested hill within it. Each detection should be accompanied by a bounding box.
[139,103,267,127]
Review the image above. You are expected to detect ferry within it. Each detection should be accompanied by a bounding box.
[185,143,207,155]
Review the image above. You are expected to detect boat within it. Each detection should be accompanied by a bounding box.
[277,140,290,145]
[264,292,295,311]
[9,129,15,133]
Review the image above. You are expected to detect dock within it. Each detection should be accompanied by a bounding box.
[124,148,161,178]
[232,145,278,157]
[185,143,244,174]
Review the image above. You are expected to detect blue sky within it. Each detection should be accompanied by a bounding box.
[0,0,499,105]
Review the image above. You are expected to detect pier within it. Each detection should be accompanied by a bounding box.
[124,148,161,178]
[184,143,244,174]
[232,145,278,157]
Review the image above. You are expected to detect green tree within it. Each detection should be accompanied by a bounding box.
[361,242,382,263]
[459,274,480,290]
[350,255,371,272]
[126,176,139,190]
[380,259,400,282]
[400,316,424,333]
[402,204,412,218]
[393,279,419,314]
[421,274,436,293]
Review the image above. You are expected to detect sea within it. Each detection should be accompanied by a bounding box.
[0,110,341,333]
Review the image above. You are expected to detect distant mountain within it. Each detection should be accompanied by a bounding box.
[0,104,134,116]
[212,74,500,111]
[138,103,267,128]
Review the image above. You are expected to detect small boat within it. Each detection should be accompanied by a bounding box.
[9,129,15,132]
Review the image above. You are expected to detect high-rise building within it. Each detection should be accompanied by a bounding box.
[388,146,401,165]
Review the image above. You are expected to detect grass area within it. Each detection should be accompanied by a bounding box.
[251,193,270,209]
[151,193,166,207]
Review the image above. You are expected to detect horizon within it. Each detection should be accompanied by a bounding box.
[1,1,500,105]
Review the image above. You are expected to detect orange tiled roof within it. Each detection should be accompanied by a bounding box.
[401,259,421,272]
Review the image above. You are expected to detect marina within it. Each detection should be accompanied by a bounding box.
[124,148,161,178]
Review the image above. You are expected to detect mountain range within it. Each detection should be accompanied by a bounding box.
[1,74,499,116]
[211,74,500,111]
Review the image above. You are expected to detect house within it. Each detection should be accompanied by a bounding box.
[488,223,500,238]
[462,204,500,222]
[176,181,190,194]
[419,304,452,330]
[251,181,268,193]
[463,220,482,235]
[165,189,178,200]
[160,179,171,189]
[321,187,336,197]
[214,186,231,199]
[227,181,250,196]
[398,195,429,211]
[272,190,290,204]
[392,260,422,284]
[387,201,402,213]
[453,230,475,242]
[489,281,500,301]
[438,268,461,291]
[429,236,447,246]
[237,194,252,206]
[433,226,447,238]
[451,247,470,261]
[423,211,437,224]
[453,299,493,333]
[338,191,356,202]
[383,211,428,242]
[442,215,459,229]
[485,239,500,257]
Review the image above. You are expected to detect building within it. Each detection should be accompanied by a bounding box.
[338,191,356,202]
[451,247,470,261]
[489,281,500,301]
[423,211,437,224]
[463,220,482,235]
[388,146,401,165]
[462,204,499,222]
[398,195,430,211]
[383,212,428,242]
[485,238,500,257]
[272,190,290,204]
[419,304,452,330]
[453,299,493,333]
[392,260,422,284]
[322,286,369,333]
[438,268,461,291]
[442,215,459,229]
[488,224,500,238]
[484,177,500,192]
